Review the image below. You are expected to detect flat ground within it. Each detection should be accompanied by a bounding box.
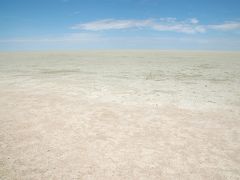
[0,51,240,179]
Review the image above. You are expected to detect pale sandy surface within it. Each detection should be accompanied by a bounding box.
[0,51,240,179]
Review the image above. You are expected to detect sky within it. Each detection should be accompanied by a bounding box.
[0,0,240,51]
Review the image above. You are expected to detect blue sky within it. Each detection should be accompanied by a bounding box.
[0,0,240,51]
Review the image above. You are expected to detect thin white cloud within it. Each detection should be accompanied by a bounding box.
[72,19,153,31]
[208,22,240,31]
[189,18,199,24]
[72,18,204,34]
[150,19,205,34]
[71,18,240,34]
[149,18,205,34]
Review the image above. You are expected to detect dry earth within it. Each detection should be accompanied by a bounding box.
[0,51,240,179]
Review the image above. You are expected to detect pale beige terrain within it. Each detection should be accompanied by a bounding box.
[0,51,240,180]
